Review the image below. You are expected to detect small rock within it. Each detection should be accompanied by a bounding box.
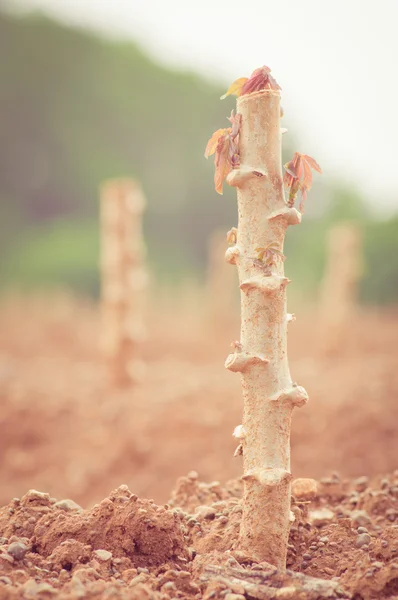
[0,576,11,585]
[274,588,297,599]
[353,476,369,493]
[21,490,51,506]
[225,595,246,600]
[7,542,28,561]
[309,508,334,527]
[351,510,372,527]
[94,549,113,562]
[356,533,372,548]
[357,526,369,534]
[292,478,318,501]
[23,579,57,597]
[195,505,216,520]
[54,499,83,512]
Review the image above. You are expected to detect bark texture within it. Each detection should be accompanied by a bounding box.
[100,178,148,386]
[225,90,307,569]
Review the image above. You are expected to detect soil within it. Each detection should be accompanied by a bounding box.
[0,292,397,598]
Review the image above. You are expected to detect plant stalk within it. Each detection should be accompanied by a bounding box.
[225,90,308,569]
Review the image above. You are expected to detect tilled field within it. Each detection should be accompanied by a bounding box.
[0,294,397,598]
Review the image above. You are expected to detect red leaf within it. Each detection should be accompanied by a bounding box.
[302,159,313,190]
[241,66,281,96]
[303,154,322,173]
[205,113,242,195]
[283,152,321,211]
[214,134,233,195]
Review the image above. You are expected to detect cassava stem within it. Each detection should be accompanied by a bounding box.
[100,178,148,385]
[225,89,307,569]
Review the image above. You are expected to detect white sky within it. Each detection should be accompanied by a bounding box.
[7,0,398,215]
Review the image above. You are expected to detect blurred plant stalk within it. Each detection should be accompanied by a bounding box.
[100,178,148,386]
[319,222,363,354]
[205,229,238,332]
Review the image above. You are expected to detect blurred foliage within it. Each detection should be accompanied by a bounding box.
[0,11,396,304]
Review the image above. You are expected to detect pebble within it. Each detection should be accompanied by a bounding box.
[7,542,28,561]
[54,499,83,512]
[93,549,112,562]
[356,533,372,548]
[357,527,369,534]
[353,476,369,492]
[292,478,318,501]
[350,510,372,527]
[195,505,216,520]
[309,508,334,527]
[302,553,312,561]
[219,516,228,524]
[224,595,245,600]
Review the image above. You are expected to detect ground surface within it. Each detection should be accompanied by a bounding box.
[0,292,397,598]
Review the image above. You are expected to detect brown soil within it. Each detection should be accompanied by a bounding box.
[0,471,397,599]
[0,293,397,598]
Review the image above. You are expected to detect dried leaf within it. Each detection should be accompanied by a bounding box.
[226,227,237,245]
[220,77,248,100]
[204,128,229,158]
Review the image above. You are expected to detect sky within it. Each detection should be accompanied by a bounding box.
[7,0,398,215]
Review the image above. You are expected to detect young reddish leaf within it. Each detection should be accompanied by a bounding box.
[241,65,281,96]
[220,66,281,102]
[256,243,285,267]
[205,112,242,195]
[220,77,248,100]
[228,110,242,139]
[302,159,313,190]
[283,152,322,211]
[214,133,233,195]
[204,128,229,158]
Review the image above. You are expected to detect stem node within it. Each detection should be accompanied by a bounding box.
[225,245,240,265]
[225,351,269,373]
[268,385,309,407]
[227,166,267,188]
[240,275,290,294]
[243,467,292,487]
[268,206,302,226]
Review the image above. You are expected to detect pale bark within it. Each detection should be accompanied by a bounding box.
[100,178,148,385]
[225,90,307,569]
